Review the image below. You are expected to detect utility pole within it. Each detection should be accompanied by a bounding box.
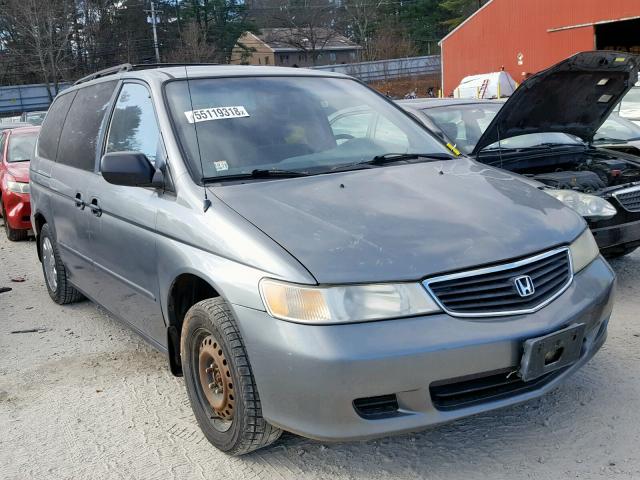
[150,1,161,63]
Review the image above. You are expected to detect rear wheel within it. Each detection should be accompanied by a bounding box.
[181,298,281,455]
[1,201,28,241]
[40,223,84,304]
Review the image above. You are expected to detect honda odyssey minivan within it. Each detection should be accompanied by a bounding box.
[30,60,617,455]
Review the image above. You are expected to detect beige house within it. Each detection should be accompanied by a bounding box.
[231,28,362,67]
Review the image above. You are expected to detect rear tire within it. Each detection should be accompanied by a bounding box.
[1,201,28,241]
[39,223,84,304]
[181,298,281,455]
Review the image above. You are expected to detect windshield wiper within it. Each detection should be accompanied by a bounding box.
[370,152,455,164]
[484,142,583,152]
[331,152,454,172]
[593,137,628,144]
[250,169,309,178]
[203,168,310,183]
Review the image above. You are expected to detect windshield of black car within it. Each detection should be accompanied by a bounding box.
[164,76,450,179]
[620,87,640,117]
[423,103,583,153]
[8,132,37,162]
[595,114,640,142]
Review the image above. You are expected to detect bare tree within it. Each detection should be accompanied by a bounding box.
[368,21,417,61]
[3,0,74,98]
[165,21,218,63]
[263,0,340,66]
[343,0,386,61]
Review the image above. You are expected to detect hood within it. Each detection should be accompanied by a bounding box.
[211,159,585,284]
[6,161,30,183]
[472,51,639,155]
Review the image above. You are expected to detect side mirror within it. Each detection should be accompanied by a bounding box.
[100,152,162,188]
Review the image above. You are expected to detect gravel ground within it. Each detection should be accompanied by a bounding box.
[1,231,640,480]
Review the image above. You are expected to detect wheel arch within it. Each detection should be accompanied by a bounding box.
[166,271,225,376]
[32,211,48,262]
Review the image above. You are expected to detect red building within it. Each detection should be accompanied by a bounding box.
[440,0,640,95]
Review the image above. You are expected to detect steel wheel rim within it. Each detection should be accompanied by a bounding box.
[191,330,233,432]
[42,237,58,292]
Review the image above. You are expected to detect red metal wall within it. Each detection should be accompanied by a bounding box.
[441,0,640,94]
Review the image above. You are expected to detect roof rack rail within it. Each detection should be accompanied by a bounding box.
[73,63,221,86]
[73,64,133,86]
[131,63,219,70]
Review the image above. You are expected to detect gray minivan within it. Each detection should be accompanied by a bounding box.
[30,63,615,455]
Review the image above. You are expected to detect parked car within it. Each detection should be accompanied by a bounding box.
[20,110,47,126]
[618,84,640,126]
[0,122,34,132]
[399,53,640,257]
[0,126,39,240]
[593,112,640,156]
[30,60,615,455]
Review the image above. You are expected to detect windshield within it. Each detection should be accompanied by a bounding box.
[25,112,46,126]
[619,87,640,118]
[594,114,640,142]
[165,76,449,180]
[423,103,583,153]
[8,132,37,162]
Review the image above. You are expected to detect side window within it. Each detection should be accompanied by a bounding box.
[106,83,160,164]
[57,81,117,171]
[0,132,7,162]
[330,111,373,142]
[373,116,410,149]
[37,91,76,161]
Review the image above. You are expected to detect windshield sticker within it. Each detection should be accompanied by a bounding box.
[214,160,229,172]
[184,106,250,124]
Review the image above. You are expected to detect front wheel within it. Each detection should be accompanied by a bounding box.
[180,298,281,455]
[39,223,84,304]
[1,201,28,241]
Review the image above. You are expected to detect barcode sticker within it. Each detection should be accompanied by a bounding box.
[184,106,250,124]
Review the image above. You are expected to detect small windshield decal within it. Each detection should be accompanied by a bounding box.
[214,160,229,171]
[184,106,250,124]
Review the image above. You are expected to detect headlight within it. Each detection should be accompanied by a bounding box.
[259,279,441,324]
[569,228,600,273]
[544,189,616,221]
[6,180,29,194]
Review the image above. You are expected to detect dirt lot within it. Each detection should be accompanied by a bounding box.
[1,232,639,480]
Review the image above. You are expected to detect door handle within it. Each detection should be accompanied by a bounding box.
[75,193,85,210]
[89,198,102,217]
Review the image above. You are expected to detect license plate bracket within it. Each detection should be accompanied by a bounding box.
[519,323,586,382]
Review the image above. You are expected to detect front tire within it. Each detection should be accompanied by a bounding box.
[1,201,28,241]
[39,223,84,304]
[181,298,281,455]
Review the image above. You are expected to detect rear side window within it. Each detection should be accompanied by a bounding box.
[57,81,117,171]
[37,91,76,161]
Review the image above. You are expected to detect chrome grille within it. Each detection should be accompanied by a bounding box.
[423,248,572,317]
[613,185,640,212]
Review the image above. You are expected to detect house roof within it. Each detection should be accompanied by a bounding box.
[250,28,362,52]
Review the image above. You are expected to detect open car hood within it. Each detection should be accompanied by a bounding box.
[472,51,639,155]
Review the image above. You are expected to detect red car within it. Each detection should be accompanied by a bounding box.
[0,126,39,240]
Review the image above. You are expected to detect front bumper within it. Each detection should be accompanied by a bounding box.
[1,190,31,230]
[591,218,640,254]
[232,256,615,441]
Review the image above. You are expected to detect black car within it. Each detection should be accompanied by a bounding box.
[593,112,640,156]
[400,52,640,257]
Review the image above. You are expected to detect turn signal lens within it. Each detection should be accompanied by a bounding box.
[569,228,600,273]
[259,279,440,324]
